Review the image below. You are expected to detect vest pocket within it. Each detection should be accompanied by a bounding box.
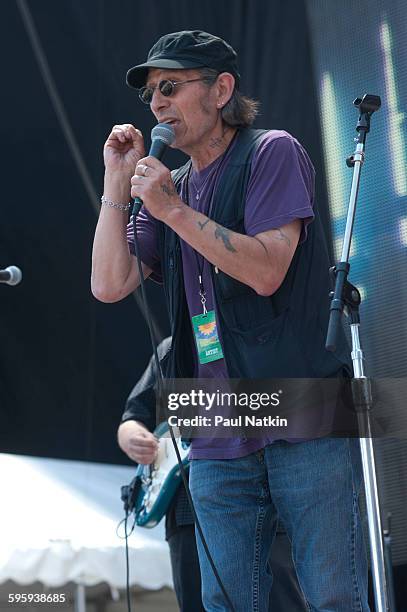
[229,309,288,345]
[226,310,311,378]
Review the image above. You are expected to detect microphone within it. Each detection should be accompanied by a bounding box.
[0,266,22,286]
[132,123,175,216]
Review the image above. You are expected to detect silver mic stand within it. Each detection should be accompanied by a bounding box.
[325,94,390,612]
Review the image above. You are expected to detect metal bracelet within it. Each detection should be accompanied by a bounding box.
[100,195,131,211]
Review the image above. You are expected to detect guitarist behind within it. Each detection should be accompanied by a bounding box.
[117,337,306,612]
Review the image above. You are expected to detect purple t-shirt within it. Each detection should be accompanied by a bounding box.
[127,130,315,460]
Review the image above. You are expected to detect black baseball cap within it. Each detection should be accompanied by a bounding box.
[126,30,240,89]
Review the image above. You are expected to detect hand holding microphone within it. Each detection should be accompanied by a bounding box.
[131,123,176,218]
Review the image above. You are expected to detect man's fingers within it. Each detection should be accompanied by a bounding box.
[130,437,157,448]
[135,163,151,178]
[126,434,158,464]
[122,125,143,143]
[137,156,164,170]
[135,445,158,455]
[129,432,158,448]
[110,124,143,144]
[130,127,143,142]
[130,447,158,464]
[131,175,146,186]
[112,130,130,144]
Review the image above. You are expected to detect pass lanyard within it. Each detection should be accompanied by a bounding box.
[182,131,238,365]
[197,259,207,315]
[183,131,238,316]
[184,168,226,365]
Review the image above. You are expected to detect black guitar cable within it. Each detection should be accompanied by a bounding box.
[116,503,136,612]
[124,509,132,612]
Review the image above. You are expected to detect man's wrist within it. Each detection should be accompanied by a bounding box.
[160,197,187,226]
[104,170,132,202]
[119,418,147,429]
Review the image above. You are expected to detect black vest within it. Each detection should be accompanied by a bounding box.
[157,128,351,379]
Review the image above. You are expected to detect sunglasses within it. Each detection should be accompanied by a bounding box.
[138,78,210,105]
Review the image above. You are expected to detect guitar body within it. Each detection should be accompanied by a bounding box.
[135,422,190,528]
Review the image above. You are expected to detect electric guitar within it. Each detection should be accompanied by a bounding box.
[134,421,190,528]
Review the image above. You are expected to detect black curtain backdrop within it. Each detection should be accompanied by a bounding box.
[0,0,329,464]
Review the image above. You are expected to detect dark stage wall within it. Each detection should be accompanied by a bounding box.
[0,0,327,464]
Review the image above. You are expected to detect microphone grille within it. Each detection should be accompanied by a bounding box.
[151,123,175,145]
[6,266,22,286]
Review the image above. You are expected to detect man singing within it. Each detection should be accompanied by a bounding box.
[92,30,369,611]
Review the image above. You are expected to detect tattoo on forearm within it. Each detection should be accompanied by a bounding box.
[214,225,237,252]
[197,219,210,231]
[253,235,269,255]
[272,229,291,247]
[161,183,176,197]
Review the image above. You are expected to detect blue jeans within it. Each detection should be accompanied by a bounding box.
[189,438,369,612]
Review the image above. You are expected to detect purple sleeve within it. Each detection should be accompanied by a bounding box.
[245,131,315,243]
[126,206,162,283]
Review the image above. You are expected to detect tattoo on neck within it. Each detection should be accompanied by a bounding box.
[161,183,176,197]
[214,225,237,252]
[272,229,291,247]
[209,128,229,149]
[197,219,210,231]
[209,137,223,149]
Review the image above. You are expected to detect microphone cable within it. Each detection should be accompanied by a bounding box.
[124,508,132,612]
[131,207,236,612]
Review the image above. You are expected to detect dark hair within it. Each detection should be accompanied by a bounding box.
[198,68,260,128]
